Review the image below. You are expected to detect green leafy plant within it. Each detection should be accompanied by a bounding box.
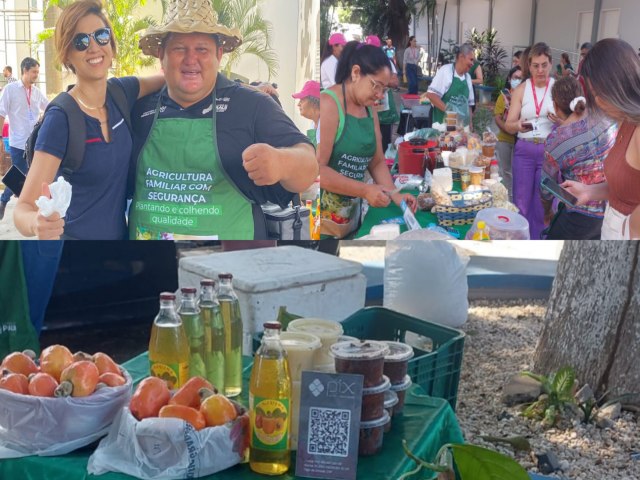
[439,38,457,66]
[401,440,530,480]
[521,366,576,427]
[472,105,493,134]
[482,29,508,89]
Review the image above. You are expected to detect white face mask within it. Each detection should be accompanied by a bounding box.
[510,79,522,89]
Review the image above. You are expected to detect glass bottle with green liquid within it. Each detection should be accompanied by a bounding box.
[148,292,189,389]
[249,322,291,475]
[217,273,243,397]
[178,287,206,379]
[198,278,225,392]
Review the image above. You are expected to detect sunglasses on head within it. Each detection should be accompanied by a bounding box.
[73,27,111,51]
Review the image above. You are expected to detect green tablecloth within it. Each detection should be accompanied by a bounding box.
[0,353,464,480]
[356,182,472,239]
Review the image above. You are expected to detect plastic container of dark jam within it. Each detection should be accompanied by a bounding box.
[358,410,390,456]
[382,341,414,385]
[389,375,413,415]
[361,375,390,421]
[383,389,399,432]
[331,340,389,388]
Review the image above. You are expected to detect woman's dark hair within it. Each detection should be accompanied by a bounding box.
[514,50,523,59]
[552,76,585,116]
[321,40,333,63]
[505,66,521,89]
[581,38,640,123]
[560,52,572,68]
[406,36,415,48]
[335,41,391,85]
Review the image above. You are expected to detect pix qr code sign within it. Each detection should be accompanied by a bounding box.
[296,372,363,480]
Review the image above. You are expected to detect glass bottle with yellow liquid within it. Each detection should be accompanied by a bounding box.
[198,279,225,392]
[178,287,206,379]
[149,292,189,389]
[249,322,291,475]
[217,273,243,397]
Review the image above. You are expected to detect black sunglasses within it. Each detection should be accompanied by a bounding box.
[73,27,111,51]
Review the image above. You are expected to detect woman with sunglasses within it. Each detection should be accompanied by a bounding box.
[318,41,416,239]
[14,0,164,239]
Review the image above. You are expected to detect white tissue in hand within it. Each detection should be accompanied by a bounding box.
[35,176,72,218]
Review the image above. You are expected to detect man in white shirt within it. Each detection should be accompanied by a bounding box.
[320,33,346,89]
[0,57,48,220]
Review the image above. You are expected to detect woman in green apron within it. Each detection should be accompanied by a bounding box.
[292,80,320,147]
[426,43,476,128]
[318,41,417,239]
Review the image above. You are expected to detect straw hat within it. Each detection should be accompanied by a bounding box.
[139,0,243,57]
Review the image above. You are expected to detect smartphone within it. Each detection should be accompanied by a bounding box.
[541,176,578,207]
[521,122,534,132]
[1,165,26,197]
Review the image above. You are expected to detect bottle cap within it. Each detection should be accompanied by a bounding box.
[180,287,197,294]
[200,278,215,286]
[218,273,233,280]
[490,159,498,165]
[159,292,176,300]
[263,322,282,330]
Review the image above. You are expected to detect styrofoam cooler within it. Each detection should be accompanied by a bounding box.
[178,246,367,355]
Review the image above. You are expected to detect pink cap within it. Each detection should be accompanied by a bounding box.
[292,80,321,99]
[365,35,382,48]
[329,33,347,46]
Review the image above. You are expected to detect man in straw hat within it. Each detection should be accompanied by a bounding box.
[129,0,317,240]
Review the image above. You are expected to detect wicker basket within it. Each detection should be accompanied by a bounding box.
[433,191,493,226]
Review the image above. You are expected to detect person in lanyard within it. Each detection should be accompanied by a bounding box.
[426,43,476,128]
[13,0,165,240]
[504,42,556,240]
[131,0,317,240]
[0,57,48,221]
[562,38,640,240]
[318,41,417,239]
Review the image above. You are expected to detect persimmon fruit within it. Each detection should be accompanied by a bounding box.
[199,388,237,427]
[169,376,215,409]
[55,360,100,397]
[28,372,59,397]
[39,344,74,382]
[130,376,171,420]
[93,352,120,376]
[2,351,39,376]
[98,372,126,387]
[0,372,29,394]
[159,404,206,430]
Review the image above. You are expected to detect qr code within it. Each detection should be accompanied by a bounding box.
[307,407,350,457]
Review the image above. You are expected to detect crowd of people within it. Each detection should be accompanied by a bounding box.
[0,0,319,240]
[319,30,640,240]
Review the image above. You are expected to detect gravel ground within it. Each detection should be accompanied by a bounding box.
[458,299,640,480]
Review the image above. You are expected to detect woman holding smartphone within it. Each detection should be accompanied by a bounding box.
[504,43,556,240]
[562,38,640,239]
[541,76,617,239]
[13,0,164,239]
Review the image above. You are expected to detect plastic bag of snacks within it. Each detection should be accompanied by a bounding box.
[0,367,132,457]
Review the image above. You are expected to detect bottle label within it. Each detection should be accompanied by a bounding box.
[250,396,289,451]
[150,361,189,389]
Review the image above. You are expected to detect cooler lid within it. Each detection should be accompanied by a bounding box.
[179,246,363,293]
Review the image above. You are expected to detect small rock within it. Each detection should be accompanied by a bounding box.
[575,384,595,404]
[537,450,562,474]
[596,403,622,429]
[497,410,513,421]
[502,374,542,406]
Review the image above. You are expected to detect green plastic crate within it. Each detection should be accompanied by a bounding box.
[341,306,465,410]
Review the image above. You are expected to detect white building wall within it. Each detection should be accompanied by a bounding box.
[602,0,640,48]
[492,0,531,56]
[459,0,490,42]
[535,0,594,55]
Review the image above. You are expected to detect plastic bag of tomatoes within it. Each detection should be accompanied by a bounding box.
[87,376,249,479]
[0,349,133,458]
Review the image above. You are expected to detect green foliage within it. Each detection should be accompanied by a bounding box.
[521,366,576,427]
[440,38,457,65]
[211,0,279,81]
[465,28,508,89]
[472,105,493,134]
[401,440,529,480]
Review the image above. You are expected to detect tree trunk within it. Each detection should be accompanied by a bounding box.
[44,6,63,96]
[534,241,640,405]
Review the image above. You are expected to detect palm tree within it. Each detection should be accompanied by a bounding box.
[210,0,278,80]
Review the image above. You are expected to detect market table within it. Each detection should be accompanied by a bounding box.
[356,182,473,239]
[0,353,464,480]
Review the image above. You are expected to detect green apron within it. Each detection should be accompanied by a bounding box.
[306,128,317,148]
[377,90,400,125]
[129,90,255,240]
[0,242,39,359]
[320,88,377,239]
[433,65,471,126]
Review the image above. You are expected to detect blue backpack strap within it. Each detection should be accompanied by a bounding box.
[49,92,87,181]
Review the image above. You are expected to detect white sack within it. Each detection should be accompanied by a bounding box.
[384,239,469,327]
